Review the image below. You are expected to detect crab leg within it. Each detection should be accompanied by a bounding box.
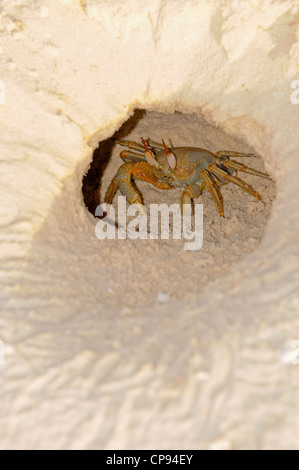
[146,138,164,150]
[215,150,258,158]
[181,184,202,215]
[207,164,262,201]
[222,160,271,180]
[104,180,119,206]
[115,139,145,152]
[200,170,225,217]
[104,163,135,205]
[119,150,147,163]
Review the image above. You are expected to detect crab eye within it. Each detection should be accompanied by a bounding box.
[166,152,177,170]
[141,137,158,167]
[162,139,177,169]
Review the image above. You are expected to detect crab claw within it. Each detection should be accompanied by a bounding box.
[141,137,158,168]
[162,139,177,169]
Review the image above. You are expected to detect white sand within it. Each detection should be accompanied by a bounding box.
[0,0,299,450]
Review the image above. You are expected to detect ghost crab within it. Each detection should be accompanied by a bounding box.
[104,138,271,217]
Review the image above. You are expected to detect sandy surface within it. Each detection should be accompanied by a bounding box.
[1,0,299,451]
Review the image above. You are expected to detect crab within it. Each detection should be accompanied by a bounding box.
[104,137,271,217]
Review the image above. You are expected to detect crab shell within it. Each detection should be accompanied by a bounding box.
[153,147,232,187]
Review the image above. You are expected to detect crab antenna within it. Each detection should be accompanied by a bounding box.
[162,139,177,169]
[141,137,158,167]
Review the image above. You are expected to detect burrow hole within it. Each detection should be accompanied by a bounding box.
[82,110,275,306]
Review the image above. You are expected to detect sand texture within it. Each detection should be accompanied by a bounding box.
[0,0,299,450]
